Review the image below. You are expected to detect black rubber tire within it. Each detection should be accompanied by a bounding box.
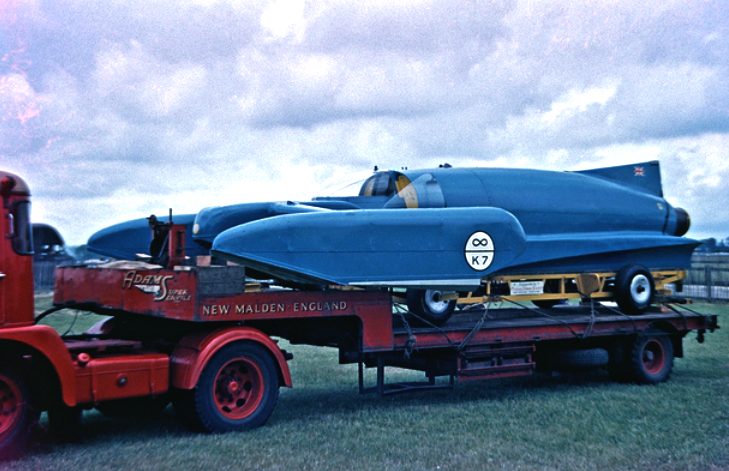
[607,339,631,382]
[47,405,83,442]
[554,348,609,369]
[615,265,655,314]
[96,396,169,418]
[171,389,198,429]
[532,280,565,309]
[0,367,39,460]
[532,299,562,309]
[186,342,279,433]
[406,289,456,325]
[629,334,673,384]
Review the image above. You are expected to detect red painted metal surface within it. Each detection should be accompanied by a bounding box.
[641,338,666,375]
[55,266,395,351]
[391,312,715,351]
[171,327,293,390]
[0,325,77,406]
[74,353,169,404]
[0,176,34,327]
[167,224,187,268]
[54,266,198,320]
[212,357,263,420]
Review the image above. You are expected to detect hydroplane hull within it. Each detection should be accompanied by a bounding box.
[211,208,697,289]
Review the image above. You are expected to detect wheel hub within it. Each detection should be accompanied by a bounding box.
[424,289,453,314]
[213,359,263,420]
[642,340,665,374]
[0,374,21,436]
[227,380,240,394]
[630,275,651,305]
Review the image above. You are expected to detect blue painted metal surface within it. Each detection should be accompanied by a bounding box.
[210,161,697,287]
[193,202,329,246]
[213,208,527,288]
[87,214,205,260]
[88,161,697,289]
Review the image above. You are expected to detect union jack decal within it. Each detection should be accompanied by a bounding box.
[634,166,645,177]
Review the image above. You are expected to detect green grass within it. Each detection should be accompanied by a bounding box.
[8,298,729,470]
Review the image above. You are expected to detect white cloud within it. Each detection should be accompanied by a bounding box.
[260,0,307,42]
[541,83,618,126]
[2,0,729,244]
[93,41,208,118]
[0,73,41,124]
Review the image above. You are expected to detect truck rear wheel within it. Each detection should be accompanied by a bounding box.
[406,289,456,325]
[629,334,673,384]
[0,368,38,460]
[615,265,654,314]
[182,343,279,433]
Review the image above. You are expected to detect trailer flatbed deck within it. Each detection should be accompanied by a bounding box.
[49,265,718,414]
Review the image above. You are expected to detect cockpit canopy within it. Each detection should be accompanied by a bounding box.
[359,171,445,209]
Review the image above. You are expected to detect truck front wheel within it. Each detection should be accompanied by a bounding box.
[182,343,280,433]
[0,368,39,460]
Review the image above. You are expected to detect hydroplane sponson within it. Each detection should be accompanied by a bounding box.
[88,161,696,323]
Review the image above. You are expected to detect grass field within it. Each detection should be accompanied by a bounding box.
[6,297,729,470]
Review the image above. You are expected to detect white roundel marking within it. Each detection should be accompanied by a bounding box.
[465,231,494,271]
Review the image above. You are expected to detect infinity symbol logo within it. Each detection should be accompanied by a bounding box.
[465,231,495,272]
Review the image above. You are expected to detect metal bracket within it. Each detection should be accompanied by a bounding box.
[358,356,454,397]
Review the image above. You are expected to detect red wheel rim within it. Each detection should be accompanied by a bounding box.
[642,339,666,375]
[0,373,22,437]
[212,358,264,420]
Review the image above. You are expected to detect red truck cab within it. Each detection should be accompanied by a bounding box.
[0,172,35,327]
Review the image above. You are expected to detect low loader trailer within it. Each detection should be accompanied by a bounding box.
[0,171,719,458]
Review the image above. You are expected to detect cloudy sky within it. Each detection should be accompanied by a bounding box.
[1,0,728,244]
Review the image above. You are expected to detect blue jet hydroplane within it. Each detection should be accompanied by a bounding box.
[87,161,696,322]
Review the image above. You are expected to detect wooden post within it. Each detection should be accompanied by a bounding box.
[705,266,713,302]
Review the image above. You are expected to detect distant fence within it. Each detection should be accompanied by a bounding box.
[34,261,58,292]
[32,253,729,302]
[675,253,729,302]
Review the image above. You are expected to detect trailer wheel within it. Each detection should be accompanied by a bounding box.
[406,289,456,325]
[188,343,279,433]
[615,265,654,314]
[532,299,562,309]
[0,368,38,459]
[629,334,673,384]
[532,280,565,309]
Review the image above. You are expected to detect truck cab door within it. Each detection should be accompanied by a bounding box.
[0,198,35,326]
[0,208,6,324]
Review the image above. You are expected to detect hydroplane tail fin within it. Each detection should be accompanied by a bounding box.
[575,160,663,197]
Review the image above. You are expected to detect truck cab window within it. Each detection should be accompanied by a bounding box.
[11,201,33,255]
